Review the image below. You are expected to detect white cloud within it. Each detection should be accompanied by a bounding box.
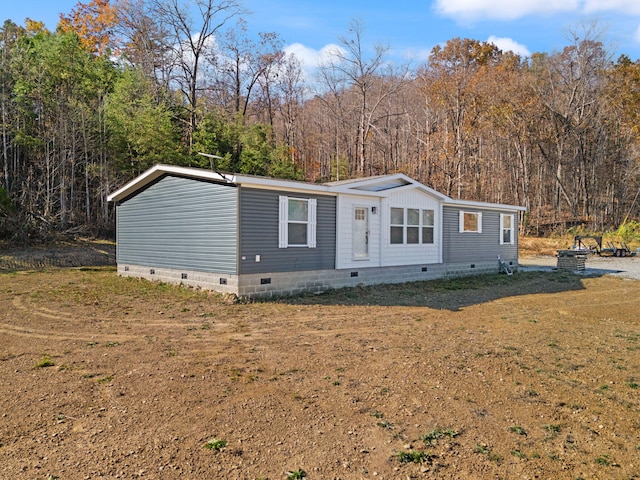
[487,36,532,57]
[284,43,345,71]
[402,47,433,62]
[583,0,640,15]
[434,0,579,21]
[635,24,640,44]
[434,0,640,22]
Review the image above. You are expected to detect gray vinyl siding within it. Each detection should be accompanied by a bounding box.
[442,206,518,263]
[239,187,336,274]
[116,175,238,274]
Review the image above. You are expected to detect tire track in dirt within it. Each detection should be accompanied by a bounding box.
[0,296,136,342]
[3,295,242,343]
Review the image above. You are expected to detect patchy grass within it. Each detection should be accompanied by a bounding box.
[2,264,640,479]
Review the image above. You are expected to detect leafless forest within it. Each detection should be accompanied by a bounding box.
[1,0,639,241]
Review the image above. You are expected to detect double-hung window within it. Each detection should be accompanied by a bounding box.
[279,196,317,248]
[500,213,515,245]
[422,209,434,243]
[390,208,405,244]
[390,207,435,245]
[459,211,482,233]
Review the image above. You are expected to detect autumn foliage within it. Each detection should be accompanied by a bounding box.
[59,0,118,54]
[0,4,639,241]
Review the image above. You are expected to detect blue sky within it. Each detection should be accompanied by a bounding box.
[4,0,640,67]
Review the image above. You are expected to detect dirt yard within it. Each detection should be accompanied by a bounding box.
[1,262,639,479]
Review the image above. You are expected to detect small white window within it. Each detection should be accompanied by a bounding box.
[500,213,515,245]
[459,211,482,233]
[279,196,317,248]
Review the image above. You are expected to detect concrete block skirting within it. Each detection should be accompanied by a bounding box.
[117,258,518,298]
[117,264,240,296]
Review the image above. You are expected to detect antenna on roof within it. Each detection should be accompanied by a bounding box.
[197,152,223,169]
[197,152,232,183]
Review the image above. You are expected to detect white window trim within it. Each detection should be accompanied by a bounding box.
[390,207,405,245]
[500,213,515,245]
[459,211,482,233]
[279,196,317,248]
[422,209,435,245]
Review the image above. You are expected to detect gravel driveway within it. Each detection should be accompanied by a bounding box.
[520,253,640,280]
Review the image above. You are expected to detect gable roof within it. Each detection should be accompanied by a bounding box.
[107,164,525,212]
[106,164,333,202]
[324,173,451,200]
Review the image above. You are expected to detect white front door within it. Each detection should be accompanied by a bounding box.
[354,207,369,259]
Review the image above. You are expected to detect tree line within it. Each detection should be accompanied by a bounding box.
[1,0,639,242]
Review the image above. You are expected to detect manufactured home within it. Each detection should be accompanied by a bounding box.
[107,164,525,298]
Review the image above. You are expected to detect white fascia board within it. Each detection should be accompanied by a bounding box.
[329,175,451,201]
[107,164,233,202]
[329,186,391,198]
[233,175,334,195]
[445,198,527,212]
[107,164,337,202]
[333,172,410,188]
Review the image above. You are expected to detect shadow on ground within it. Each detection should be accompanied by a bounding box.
[2,245,632,311]
[280,270,595,311]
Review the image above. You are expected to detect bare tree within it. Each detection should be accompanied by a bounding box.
[317,19,409,177]
[152,0,243,150]
[209,20,284,120]
[115,0,173,99]
[273,53,305,165]
[533,23,611,223]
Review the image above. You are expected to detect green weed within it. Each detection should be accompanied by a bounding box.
[204,438,227,451]
[510,425,527,436]
[474,444,501,463]
[543,424,561,433]
[421,427,459,446]
[377,420,393,429]
[395,450,434,464]
[511,449,526,459]
[286,469,306,479]
[474,444,489,454]
[35,355,54,368]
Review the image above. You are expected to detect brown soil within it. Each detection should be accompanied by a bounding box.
[0,240,116,271]
[1,265,639,479]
